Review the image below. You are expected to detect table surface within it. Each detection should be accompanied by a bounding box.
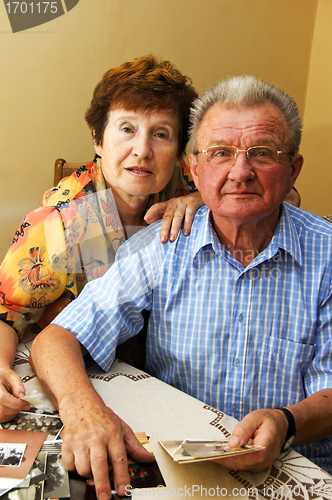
[12,333,332,499]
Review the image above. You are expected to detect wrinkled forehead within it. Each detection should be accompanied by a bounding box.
[196,102,290,148]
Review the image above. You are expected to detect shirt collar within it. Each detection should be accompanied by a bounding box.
[192,206,227,258]
[192,203,302,266]
[269,203,303,265]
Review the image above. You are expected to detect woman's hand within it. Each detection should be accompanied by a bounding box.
[144,191,204,242]
[0,367,30,422]
[0,321,29,422]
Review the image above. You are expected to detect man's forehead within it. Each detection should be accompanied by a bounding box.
[196,102,289,145]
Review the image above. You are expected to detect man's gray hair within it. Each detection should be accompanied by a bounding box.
[189,76,303,155]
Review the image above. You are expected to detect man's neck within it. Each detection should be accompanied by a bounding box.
[212,208,281,267]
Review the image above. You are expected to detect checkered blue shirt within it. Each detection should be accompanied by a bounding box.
[53,203,332,473]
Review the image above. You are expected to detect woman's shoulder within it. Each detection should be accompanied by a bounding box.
[42,161,98,207]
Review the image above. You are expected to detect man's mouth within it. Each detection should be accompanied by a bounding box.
[227,192,254,195]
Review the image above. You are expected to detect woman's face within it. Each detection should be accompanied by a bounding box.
[94,108,180,200]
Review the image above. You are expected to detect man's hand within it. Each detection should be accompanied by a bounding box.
[213,409,288,472]
[30,325,155,499]
[59,390,154,499]
[0,367,30,422]
[144,192,204,242]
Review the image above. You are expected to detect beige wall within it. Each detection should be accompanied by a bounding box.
[297,0,332,216]
[0,0,318,260]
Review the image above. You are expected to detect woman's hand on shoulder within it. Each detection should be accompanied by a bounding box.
[144,191,204,242]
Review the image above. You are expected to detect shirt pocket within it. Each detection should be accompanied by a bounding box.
[254,335,316,407]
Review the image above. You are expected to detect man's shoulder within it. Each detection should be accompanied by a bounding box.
[284,203,332,237]
[116,205,209,260]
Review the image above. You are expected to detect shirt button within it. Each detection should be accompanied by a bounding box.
[230,404,237,412]
[234,359,240,367]
[238,314,244,322]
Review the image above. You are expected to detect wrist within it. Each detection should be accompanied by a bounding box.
[58,384,103,420]
[276,407,296,451]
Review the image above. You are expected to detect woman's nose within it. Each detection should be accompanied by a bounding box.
[228,151,255,182]
[132,133,152,158]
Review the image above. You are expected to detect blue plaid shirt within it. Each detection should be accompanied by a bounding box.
[54,203,332,473]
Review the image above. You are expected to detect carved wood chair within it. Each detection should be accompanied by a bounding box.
[54,158,86,185]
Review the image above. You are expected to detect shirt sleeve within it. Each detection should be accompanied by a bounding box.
[304,279,332,395]
[52,223,165,371]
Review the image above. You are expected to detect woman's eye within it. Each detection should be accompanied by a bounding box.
[155,132,167,139]
[121,126,134,133]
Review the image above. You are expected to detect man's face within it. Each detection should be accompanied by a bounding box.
[189,103,303,228]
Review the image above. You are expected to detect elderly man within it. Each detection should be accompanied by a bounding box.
[30,76,332,499]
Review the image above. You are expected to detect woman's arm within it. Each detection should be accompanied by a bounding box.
[0,321,29,422]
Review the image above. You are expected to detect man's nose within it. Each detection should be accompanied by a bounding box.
[228,151,255,182]
[132,133,152,158]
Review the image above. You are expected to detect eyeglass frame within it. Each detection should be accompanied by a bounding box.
[194,144,293,167]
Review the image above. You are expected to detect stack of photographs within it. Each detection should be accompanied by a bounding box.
[0,390,70,499]
[0,392,166,499]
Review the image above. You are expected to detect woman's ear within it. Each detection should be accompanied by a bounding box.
[93,131,103,157]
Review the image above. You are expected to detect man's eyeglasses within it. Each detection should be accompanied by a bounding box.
[195,145,292,168]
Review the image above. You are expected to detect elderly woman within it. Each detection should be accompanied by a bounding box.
[0,55,201,421]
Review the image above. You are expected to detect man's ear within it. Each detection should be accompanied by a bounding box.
[289,154,303,190]
[189,152,200,191]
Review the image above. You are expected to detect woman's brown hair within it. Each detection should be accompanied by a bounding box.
[85,54,197,158]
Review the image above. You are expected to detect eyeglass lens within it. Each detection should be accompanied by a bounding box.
[205,146,282,167]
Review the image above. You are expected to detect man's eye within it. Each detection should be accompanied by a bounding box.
[121,126,134,133]
[214,149,231,158]
[252,148,273,158]
[155,132,167,139]
[257,150,269,157]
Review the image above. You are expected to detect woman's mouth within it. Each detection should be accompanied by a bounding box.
[125,167,153,175]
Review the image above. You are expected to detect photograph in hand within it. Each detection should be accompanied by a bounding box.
[159,439,264,464]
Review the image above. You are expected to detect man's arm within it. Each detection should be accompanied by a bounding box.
[30,324,154,500]
[214,389,332,472]
[0,321,30,422]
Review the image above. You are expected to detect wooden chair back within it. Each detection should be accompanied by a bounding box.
[54,158,86,185]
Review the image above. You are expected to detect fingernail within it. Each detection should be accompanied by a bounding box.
[160,235,166,242]
[169,234,175,241]
[18,391,25,398]
[229,435,241,446]
[98,493,110,500]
